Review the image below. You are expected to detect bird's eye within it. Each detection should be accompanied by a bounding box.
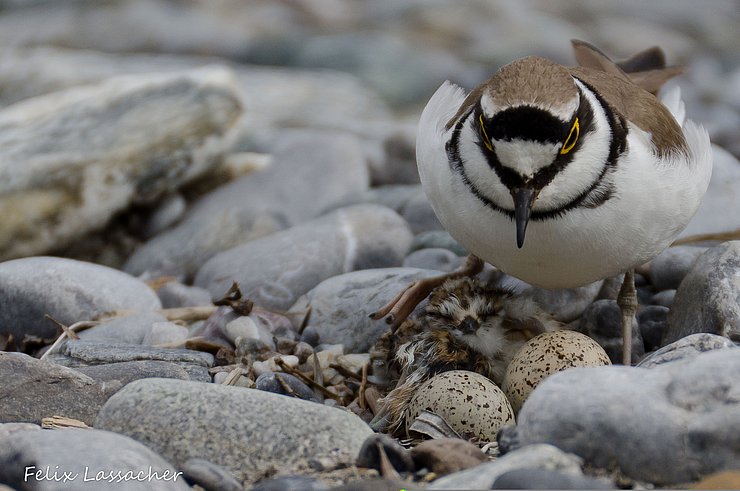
[479,114,494,152]
[560,117,579,155]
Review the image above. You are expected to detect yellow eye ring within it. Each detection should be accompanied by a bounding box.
[560,117,579,155]
[479,114,494,152]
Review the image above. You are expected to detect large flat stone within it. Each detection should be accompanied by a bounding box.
[125,131,370,279]
[512,349,740,485]
[288,268,441,353]
[0,352,107,425]
[95,378,373,484]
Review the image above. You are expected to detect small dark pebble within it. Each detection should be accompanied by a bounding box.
[300,325,321,346]
[252,475,328,491]
[491,468,616,489]
[497,424,520,455]
[636,286,654,305]
[181,458,242,491]
[356,433,415,474]
[255,371,320,402]
[633,273,648,287]
[638,305,670,352]
[650,289,676,307]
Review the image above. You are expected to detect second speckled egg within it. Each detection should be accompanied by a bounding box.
[502,330,611,414]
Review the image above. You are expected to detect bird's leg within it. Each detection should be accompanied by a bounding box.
[617,269,637,365]
[370,254,484,329]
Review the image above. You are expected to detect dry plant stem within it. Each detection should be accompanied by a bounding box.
[329,363,362,381]
[44,314,81,340]
[370,254,484,328]
[275,374,297,397]
[275,358,343,402]
[41,416,89,430]
[358,363,369,410]
[364,387,381,415]
[40,318,100,361]
[96,306,217,322]
[312,352,324,387]
[672,228,740,246]
[377,443,402,480]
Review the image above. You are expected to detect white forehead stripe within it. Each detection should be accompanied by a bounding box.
[480,93,497,118]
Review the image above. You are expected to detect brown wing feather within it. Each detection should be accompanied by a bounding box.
[571,39,684,95]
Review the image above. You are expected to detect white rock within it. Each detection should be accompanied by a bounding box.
[0,67,242,259]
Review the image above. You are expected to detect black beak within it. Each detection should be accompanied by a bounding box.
[512,188,536,248]
[460,316,479,333]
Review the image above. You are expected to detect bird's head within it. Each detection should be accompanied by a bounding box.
[456,57,594,248]
[424,277,510,354]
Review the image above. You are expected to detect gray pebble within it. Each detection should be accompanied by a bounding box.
[650,289,676,307]
[515,279,604,323]
[650,246,707,291]
[638,305,669,352]
[403,248,464,272]
[181,458,242,491]
[300,326,321,346]
[141,321,189,346]
[221,316,275,347]
[665,241,740,345]
[79,312,168,345]
[410,230,467,256]
[0,352,107,425]
[255,371,319,403]
[401,190,442,233]
[0,256,161,340]
[142,193,187,239]
[156,281,212,308]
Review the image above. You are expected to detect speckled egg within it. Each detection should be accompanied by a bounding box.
[502,330,611,414]
[406,370,514,441]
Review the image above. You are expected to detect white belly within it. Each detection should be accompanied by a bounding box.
[421,137,709,289]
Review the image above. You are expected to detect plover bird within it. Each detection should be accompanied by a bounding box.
[372,41,712,365]
[371,277,560,433]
